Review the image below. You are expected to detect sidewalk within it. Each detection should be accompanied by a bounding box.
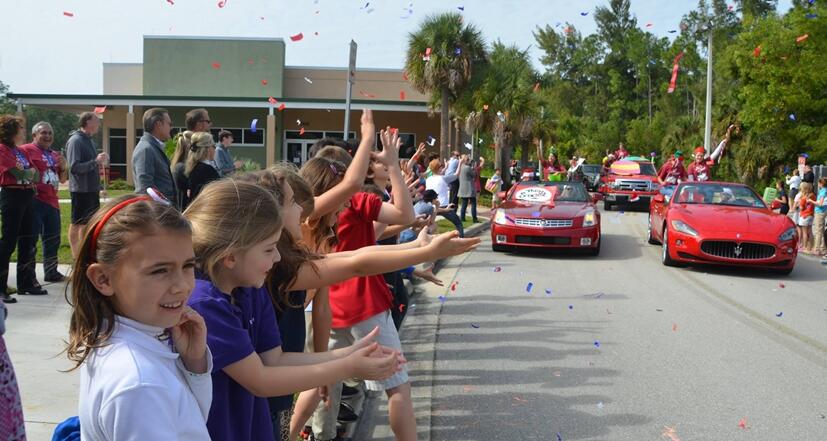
[3,263,77,441]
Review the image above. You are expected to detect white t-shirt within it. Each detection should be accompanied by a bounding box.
[80,316,213,441]
[426,175,451,206]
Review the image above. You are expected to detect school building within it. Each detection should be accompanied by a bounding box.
[9,36,443,185]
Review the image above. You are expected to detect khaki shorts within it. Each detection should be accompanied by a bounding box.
[328,310,408,391]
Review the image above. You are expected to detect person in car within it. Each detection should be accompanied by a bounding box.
[687,124,735,182]
[658,151,687,185]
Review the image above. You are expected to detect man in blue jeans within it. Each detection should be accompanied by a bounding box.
[20,122,67,282]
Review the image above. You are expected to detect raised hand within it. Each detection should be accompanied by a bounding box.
[171,306,209,374]
[377,126,401,166]
[360,109,375,144]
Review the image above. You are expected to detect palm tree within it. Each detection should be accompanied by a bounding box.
[406,12,487,158]
[472,41,539,183]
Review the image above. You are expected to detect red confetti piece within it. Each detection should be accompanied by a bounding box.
[290,33,304,42]
[450,281,458,292]
[400,90,406,100]
[63,11,74,17]
[94,106,107,114]
[398,304,406,312]
[779,283,785,289]
[753,46,761,57]
[672,323,678,331]
[247,58,254,65]
[211,62,221,70]
[662,426,681,441]
[217,0,228,7]
[645,23,653,28]
[261,80,268,86]
[796,34,809,44]
[402,71,409,81]
[728,5,734,11]
[167,0,174,4]
[358,90,377,98]
[299,127,305,136]
[738,417,747,429]
[512,396,528,404]
[268,96,277,105]
[278,103,286,111]
[425,47,432,56]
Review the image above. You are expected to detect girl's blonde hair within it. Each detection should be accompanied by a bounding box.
[66,195,191,370]
[800,182,814,196]
[170,130,193,171]
[184,179,283,282]
[235,166,320,308]
[185,131,215,177]
[299,157,346,252]
[271,162,315,218]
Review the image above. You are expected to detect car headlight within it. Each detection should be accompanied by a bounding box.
[494,209,509,225]
[670,219,699,237]
[779,227,797,242]
[583,211,597,227]
[609,181,620,189]
[651,182,661,191]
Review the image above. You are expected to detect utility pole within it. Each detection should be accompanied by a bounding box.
[703,21,713,155]
[343,40,357,140]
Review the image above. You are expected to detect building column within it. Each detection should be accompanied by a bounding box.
[126,105,136,185]
[15,101,25,130]
[266,111,276,168]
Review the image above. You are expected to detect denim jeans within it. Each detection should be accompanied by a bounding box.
[441,209,465,238]
[31,199,62,274]
[460,197,478,222]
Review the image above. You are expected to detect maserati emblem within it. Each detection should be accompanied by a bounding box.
[733,245,743,257]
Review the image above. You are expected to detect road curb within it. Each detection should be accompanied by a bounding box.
[352,221,489,440]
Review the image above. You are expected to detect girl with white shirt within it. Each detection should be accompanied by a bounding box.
[65,190,212,441]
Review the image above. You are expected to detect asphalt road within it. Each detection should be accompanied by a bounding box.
[425,210,827,441]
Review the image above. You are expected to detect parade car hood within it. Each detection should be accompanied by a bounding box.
[670,204,789,235]
[501,201,592,218]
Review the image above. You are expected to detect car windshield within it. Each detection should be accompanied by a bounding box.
[673,184,767,208]
[510,182,589,203]
[638,163,656,176]
[581,165,600,174]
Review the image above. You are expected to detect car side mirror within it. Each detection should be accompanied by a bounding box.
[653,194,665,203]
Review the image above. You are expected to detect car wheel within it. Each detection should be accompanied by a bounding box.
[647,215,659,245]
[661,228,678,267]
[603,200,613,211]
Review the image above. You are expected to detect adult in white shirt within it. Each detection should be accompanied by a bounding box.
[425,158,465,237]
[80,316,213,441]
[786,168,802,206]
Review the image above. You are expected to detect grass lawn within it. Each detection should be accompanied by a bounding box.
[437,217,483,234]
[57,189,132,200]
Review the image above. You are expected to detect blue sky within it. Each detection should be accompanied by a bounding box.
[1,0,793,95]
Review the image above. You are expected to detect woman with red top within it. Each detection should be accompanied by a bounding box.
[537,145,566,181]
[20,121,68,282]
[797,182,817,253]
[0,115,45,303]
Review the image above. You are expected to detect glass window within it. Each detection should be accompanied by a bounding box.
[244,128,264,144]
[109,138,126,164]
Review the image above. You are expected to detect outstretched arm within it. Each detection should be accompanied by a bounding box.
[376,129,415,225]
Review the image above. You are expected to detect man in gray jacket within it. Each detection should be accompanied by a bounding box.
[67,112,107,258]
[132,108,176,200]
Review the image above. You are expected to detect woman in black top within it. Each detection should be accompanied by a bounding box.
[170,131,192,211]
[183,132,220,209]
[775,179,789,215]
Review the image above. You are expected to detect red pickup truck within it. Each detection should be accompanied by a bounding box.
[599,158,661,211]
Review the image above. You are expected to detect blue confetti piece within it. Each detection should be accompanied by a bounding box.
[789,113,797,121]
[470,323,480,328]
[250,118,258,133]
[580,11,588,16]
[545,288,552,295]
[457,5,464,11]
[594,340,600,348]
[557,432,563,441]
[568,305,573,310]
[438,295,446,303]
[776,312,783,317]
[531,211,541,217]
[526,282,534,293]
[454,47,462,55]
[668,29,677,33]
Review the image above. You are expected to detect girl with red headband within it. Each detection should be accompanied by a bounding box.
[66,190,212,440]
[687,124,735,182]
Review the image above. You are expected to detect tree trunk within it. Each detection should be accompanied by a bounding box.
[520,142,529,166]
[454,119,461,155]
[440,86,450,159]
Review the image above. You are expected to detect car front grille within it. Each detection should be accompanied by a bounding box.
[515,218,574,228]
[700,241,776,260]
[615,180,651,191]
[515,236,572,245]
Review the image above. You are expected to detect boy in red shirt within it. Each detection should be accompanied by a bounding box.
[312,129,416,441]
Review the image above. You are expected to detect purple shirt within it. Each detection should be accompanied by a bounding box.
[188,279,282,441]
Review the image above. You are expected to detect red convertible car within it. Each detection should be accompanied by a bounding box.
[491,181,601,255]
[647,181,798,274]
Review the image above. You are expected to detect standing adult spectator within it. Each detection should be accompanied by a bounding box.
[170,131,193,211]
[215,130,240,177]
[458,155,480,223]
[786,169,801,206]
[445,150,461,206]
[185,108,212,133]
[802,164,815,185]
[812,178,827,257]
[66,112,106,258]
[426,158,465,237]
[20,122,67,282]
[132,108,176,199]
[182,132,221,209]
[0,115,44,303]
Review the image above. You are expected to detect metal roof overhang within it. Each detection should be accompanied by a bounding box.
[8,94,431,113]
